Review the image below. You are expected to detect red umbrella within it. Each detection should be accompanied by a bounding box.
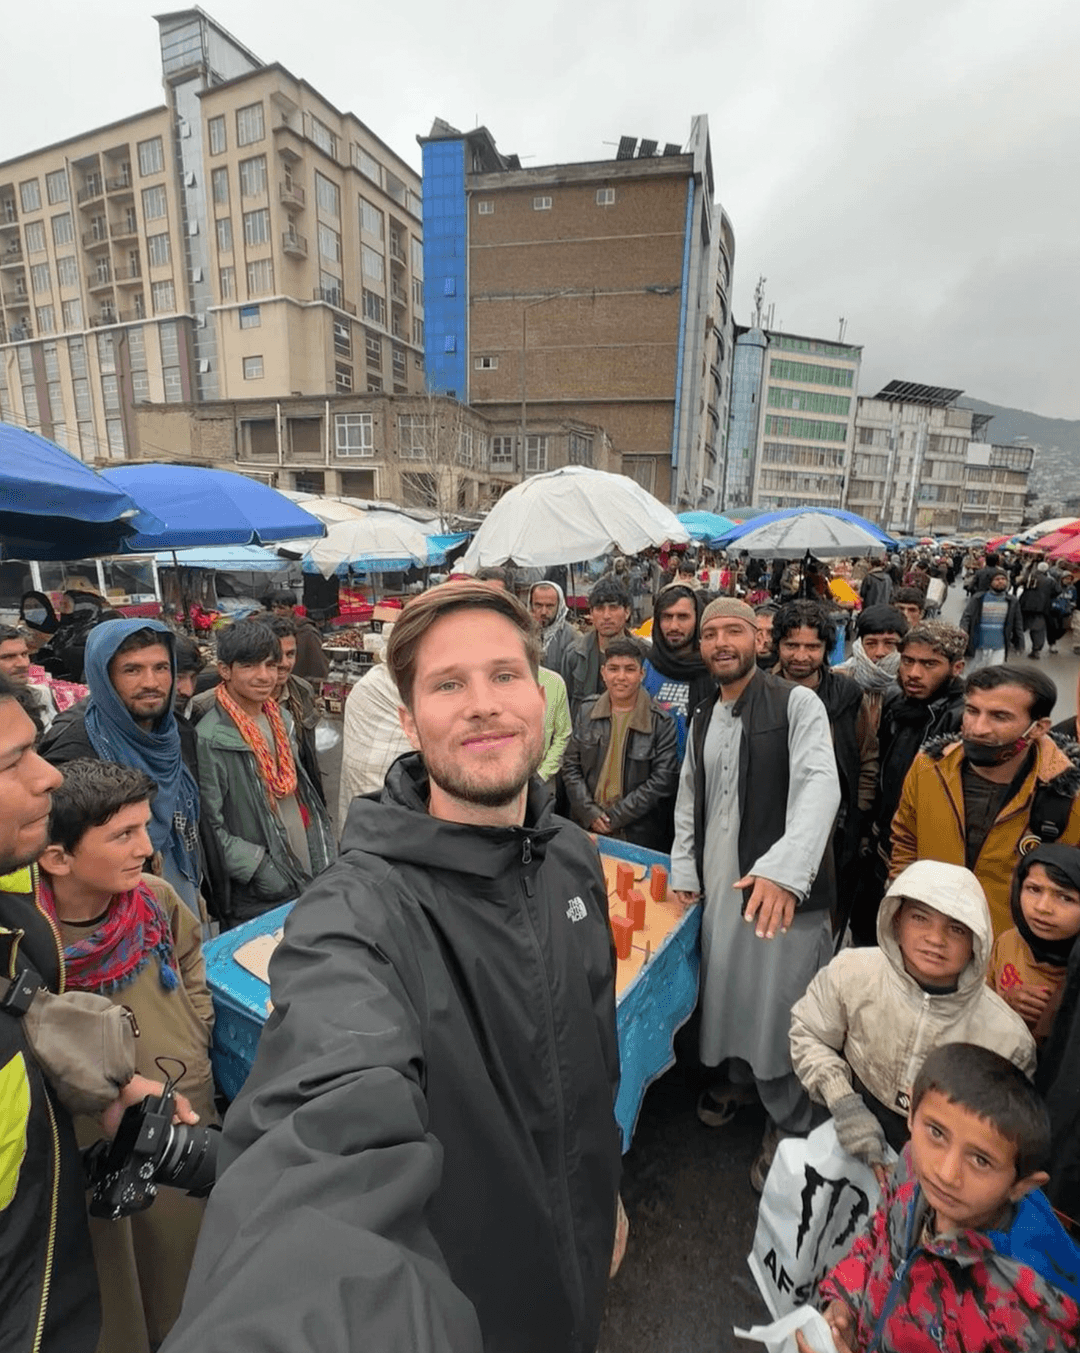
[1034,521,1080,555]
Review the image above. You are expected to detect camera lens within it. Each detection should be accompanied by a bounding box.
[155,1123,221,1197]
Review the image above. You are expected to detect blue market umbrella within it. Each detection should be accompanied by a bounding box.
[104,464,325,550]
[0,423,164,560]
[712,507,896,558]
[677,511,738,547]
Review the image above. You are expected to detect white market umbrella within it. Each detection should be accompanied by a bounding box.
[461,466,689,569]
[727,511,889,560]
[303,511,433,578]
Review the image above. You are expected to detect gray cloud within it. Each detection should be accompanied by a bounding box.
[5,0,1078,414]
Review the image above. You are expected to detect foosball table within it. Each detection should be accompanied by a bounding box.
[204,838,701,1151]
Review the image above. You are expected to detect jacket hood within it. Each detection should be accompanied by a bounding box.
[341,752,560,880]
[528,580,568,631]
[878,858,993,996]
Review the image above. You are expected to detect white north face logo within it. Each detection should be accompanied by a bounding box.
[565,896,587,923]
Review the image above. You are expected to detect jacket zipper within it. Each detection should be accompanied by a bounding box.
[31,1059,62,1353]
[516,835,587,1328]
[867,1196,921,1351]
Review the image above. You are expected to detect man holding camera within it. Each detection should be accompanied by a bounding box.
[0,675,199,1353]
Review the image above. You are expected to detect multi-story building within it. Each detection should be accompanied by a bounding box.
[132,392,614,519]
[847,381,1033,536]
[0,9,425,464]
[723,327,862,512]
[418,116,734,508]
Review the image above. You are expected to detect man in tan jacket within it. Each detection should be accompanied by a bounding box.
[890,664,1080,939]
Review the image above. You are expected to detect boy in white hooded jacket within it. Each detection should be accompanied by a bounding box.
[790,859,1036,1176]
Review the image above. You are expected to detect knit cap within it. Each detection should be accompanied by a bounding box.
[700,597,757,628]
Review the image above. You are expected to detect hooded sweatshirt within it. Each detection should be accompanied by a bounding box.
[790,859,1035,1132]
[818,1142,1080,1353]
[164,755,621,1353]
[528,580,576,677]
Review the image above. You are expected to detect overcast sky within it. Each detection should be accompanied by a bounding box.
[5,0,1079,417]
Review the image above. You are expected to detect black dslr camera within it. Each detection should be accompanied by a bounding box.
[83,1059,220,1220]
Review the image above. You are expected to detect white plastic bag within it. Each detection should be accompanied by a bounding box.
[748,1118,892,1318]
[314,718,342,753]
[734,1306,839,1353]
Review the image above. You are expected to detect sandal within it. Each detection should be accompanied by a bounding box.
[696,1082,757,1128]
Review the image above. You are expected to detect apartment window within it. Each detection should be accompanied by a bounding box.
[367,375,383,393]
[490,436,514,469]
[232,305,259,332]
[309,117,337,158]
[246,258,274,296]
[94,257,111,286]
[158,320,178,367]
[362,288,385,325]
[333,318,351,356]
[318,271,342,306]
[532,196,552,211]
[525,435,548,473]
[568,431,594,465]
[315,173,340,217]
[131,369,150,402]
[392,346,406,381]
[215,217,232,253]
[147,233,171,267]
[359,196,383,239]
[68,336,87,376]
[456,427,474,467]
[410,237,423,276]
[72,376,92,418]
[239,155,267,198]
[243,355,264,380]
[477,201,494,215]
[89,213,108,242]
[362,244,384,282]
[411,277,423,309]
[318,224,341,263]
[45,170,68,205]
[335,412,373,457]
[353,145,380,184]
[61,298,82,329]
[127,325,145,370]
[385,172,406,207]
[163,368,183,403]
[211,168,229,207]
[138,137,164,176]
[208,115,226,155]
[51,214,73,247]
[596,188,615,206]
[236,102,265,147]
[474,356,498,370]
[30,263,50,293]
[35,305,55,335]
[123,206,138,234]
[243,209,270,246]
[20,180,41,213]
[412,317,424,346]
[55,257,78,292]
[334,363,353,392]
[219,265,235,299]
[398,415,433,459]
[25,221,45,253]
[101,373,120,413]
[623,456,657,493]
[151,280,175,313]
[142,185,167,221]
[365,332,382,368]
[105,419,125,458]
[400,472,437,509]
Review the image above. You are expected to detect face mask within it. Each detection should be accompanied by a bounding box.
[24,607,46,626]
[963,722,1036,767]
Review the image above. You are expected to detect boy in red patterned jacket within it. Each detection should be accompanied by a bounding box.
[798,1043,1080,1353]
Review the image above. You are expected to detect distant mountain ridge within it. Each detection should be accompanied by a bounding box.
[958,398,1080,498]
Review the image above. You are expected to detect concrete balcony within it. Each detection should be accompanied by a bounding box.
[282,230,308,259]
[279,181,305,210]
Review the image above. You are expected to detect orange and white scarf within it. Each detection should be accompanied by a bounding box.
[215,684,298,798]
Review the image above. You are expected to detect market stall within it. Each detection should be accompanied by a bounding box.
[203,838,700,1152]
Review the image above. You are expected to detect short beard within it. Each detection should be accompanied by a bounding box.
[713,650,757,687]
[663,631,695,653]
[0,833,47,877]
[424,736,544,810]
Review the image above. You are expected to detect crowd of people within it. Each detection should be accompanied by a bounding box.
[2,543,1080,1353]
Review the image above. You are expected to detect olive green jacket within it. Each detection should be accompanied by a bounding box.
[195,703,335,924]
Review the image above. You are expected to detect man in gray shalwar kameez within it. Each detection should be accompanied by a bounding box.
[670,598,840,1190]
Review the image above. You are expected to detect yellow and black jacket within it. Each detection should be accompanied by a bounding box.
[0,868,99,1353]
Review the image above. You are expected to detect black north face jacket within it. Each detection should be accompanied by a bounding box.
[165,755,621,1353]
